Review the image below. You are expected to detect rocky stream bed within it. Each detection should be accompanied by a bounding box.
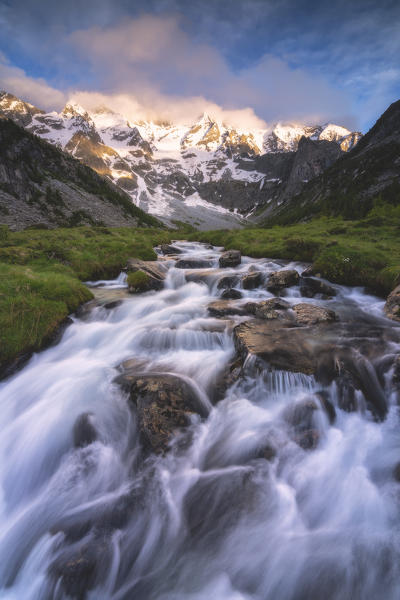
[0,242,399,599]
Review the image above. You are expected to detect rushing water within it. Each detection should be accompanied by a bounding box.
[0,242,400,600]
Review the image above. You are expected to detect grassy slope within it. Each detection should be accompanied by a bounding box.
[1,208,399,376]
[188,206,400,296]
[0,225,173,373]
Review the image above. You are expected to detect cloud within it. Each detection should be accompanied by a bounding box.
[66,15,354,127]
[0,55,66,110]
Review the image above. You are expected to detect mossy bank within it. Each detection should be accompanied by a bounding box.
[188,209,400,297]
[0,225,173,377]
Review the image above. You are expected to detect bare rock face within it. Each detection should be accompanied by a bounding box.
[126,258,167,291]
[219,250,241,268]
[266,269,299,292]
[384,285,400,322]
[116,371,209,454]
[292,303,337,326]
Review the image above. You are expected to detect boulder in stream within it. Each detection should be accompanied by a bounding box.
[217,274,241,289]
[234,319,323,375]
[292,303,337,326]
[160,243,182,255]
[384,285,400,322]
[220,288,243,300]
[300,276,336,298]
[116,371,209,453]
[208,300,249,318]
[219,250,241,268]
[245,298,291,320]
[242,271,263,290]
[266,269,299,292]
[175,258,213,269]
[126,258,167,292]
[283,398,320,450]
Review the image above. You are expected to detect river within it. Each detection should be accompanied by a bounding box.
[0,242,399,600]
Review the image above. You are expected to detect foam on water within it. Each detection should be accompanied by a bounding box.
[0,242,399,600]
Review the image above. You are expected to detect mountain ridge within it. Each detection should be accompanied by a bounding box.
[0,90,362,228]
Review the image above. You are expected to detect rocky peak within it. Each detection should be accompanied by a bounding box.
[0,91,43,127]
[62,102,90,119]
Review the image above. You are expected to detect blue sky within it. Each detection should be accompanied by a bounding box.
[0,0,399,130]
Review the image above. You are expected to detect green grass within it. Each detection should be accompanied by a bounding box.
[188,211,400,296]
[0,225,173,373]
[127,270,150,292]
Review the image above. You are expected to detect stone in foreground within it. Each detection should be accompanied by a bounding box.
[219,250,241,268]
[234,319,321,374]
[117,371,209,453]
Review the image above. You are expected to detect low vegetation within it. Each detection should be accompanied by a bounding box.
[0,225,172,374]
[1,201,399,378]
[189,207,400,296]
[127,270,150,292]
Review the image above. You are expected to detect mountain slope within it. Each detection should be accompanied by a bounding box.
[0,91,362,228]
[0,117,161,230]
[268,99,400,223]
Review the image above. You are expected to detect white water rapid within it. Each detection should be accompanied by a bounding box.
[0,242,399,600]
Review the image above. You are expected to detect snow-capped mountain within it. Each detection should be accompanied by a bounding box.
[0,91,362,228]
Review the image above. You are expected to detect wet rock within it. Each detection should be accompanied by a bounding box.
[315,347,388,420]
[116,371,209,454]
[301,265,316,277]
[126,258,167,291]
[208,300,248,318]
[315,390,336,424]
[266,269,299,292]
[283,398,320,450]
[175,258,213,269]
[49,545,99,600]
[242,271,263,290]
[292,303,337,326]
[104,300,123,310]
[300,276,336,298]
[255,442,277,461]
[185,269,219,284]
[217,274,240,289]
[73,413,97,448]
[160,243,182,255]
[212,357,243,403]
[184,464,266,539]
[384,285,400,322]
[220,288,242,300]
[245,298,291,320]
[219,249,241,268]
[234,319,322,374]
